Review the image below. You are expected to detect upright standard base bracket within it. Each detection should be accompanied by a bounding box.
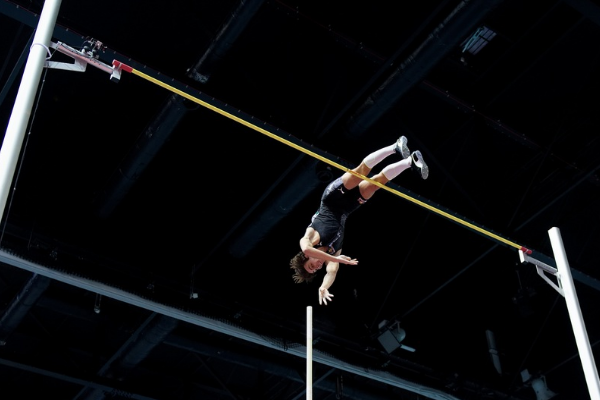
[45,40,121,82]
[518,250,562,296]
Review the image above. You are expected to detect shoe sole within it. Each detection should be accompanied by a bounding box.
[420,162,429,180]
[396,136,410,158]
[412,151,429,180]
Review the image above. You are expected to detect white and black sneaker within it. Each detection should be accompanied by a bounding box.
[394,136,410,159]
[411,150,429,180]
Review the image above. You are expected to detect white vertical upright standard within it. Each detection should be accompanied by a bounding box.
[0,0,63,222]
[307,305,313,400]
[548,227,600,400]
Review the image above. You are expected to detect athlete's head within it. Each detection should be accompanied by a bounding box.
[290,251,320,283]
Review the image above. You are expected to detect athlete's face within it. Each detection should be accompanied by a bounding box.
[303,257,324,274]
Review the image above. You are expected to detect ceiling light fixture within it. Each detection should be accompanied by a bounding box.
[376,320,415,354]
[462,26,496,55]
[521,369,557,400]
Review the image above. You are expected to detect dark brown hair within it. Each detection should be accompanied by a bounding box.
[289,251,316,283]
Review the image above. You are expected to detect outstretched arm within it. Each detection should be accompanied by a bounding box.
[319,251,340,306]
[300,229,358,265]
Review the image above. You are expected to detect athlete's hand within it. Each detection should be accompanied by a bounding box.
[338,255,358,265]
[319,287,334,305]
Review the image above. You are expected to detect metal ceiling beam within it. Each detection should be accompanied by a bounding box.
[116,314,178,374]
[76,313,178,400]
[0,29,32,109]
[92,94,194,218]
[165,335,417,400]
[194,354,240,400]
[0,249,463,400]
[95,0,266,219]
[0,273,50,345]
[565,0,600,26]
[0,356,159,400]
[187,0,266,84]
[345,0,504,139]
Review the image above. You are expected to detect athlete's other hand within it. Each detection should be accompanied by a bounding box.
[319,287,334,305]
[338,255,358,265]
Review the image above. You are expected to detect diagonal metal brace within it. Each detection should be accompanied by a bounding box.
[45,41,121,82]
[519,250,564,297]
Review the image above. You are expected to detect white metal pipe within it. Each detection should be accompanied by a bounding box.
[548,227,600,400]
[0,0,62,221]
[307,305,312,400]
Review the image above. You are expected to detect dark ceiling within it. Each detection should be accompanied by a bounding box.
[1,0,600,399]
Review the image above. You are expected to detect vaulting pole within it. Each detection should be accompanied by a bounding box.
[0,0,62,224]
[548,227,600,400]
[307,306,313,400]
